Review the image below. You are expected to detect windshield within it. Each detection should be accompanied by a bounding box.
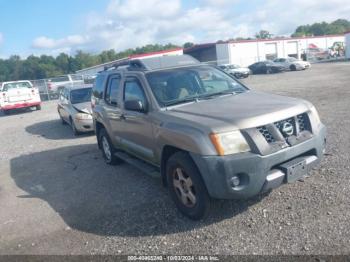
[2,81,32,91]
[70,88,92,104]
[288,57,298,62]
[146,66,247,107]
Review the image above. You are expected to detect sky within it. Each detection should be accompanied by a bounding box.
[0,0,349,58]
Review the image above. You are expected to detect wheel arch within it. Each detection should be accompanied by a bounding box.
[160,145,185,187]
[95,121,105,149]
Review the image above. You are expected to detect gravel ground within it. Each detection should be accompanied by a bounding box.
[0,62,349,255]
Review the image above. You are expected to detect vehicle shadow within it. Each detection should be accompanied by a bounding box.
[10,144,269,237]
[25,119,94,140]
[0,107,37,117]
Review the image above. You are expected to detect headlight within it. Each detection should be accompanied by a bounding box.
[310,105,321,126]
[75,113,92,120]
[210,131,250,156]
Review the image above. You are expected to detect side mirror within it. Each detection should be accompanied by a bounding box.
[124,100,146,113]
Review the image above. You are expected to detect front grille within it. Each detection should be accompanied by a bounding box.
[257,113,311,144]
[297,113,308,132]
[274,117,296,137]
[257,126,275,143]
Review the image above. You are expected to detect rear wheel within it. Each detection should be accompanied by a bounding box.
[290,65,297,71]
[2,109,9,115]
[98,128,122,165]
[166,152,211,220]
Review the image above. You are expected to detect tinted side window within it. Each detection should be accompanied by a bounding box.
[92,74,106,99]
[105,76,121,106]
[124,80,146,106]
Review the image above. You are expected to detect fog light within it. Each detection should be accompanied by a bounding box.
[230,175,241,188]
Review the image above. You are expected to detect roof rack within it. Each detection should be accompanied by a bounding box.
[102,55,200,72]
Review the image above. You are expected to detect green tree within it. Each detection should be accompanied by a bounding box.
[292,19,350,36]
[255,30,272,39]
[183,42,194,49]
[55,53,70,74]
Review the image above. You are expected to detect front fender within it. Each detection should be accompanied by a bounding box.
[155,122,217,158]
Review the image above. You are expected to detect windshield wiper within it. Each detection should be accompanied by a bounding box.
[164,96,200,107]
[198,90,236,100]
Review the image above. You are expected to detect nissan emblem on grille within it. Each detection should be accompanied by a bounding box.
[281,122,294,136]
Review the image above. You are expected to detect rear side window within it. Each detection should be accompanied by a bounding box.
[92,74,106,99]
[105,76,121,106]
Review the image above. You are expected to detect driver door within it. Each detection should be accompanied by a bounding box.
[119,76,156,163]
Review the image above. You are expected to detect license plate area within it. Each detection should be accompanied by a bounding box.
[278,157,307,183]
[9,96,30,102]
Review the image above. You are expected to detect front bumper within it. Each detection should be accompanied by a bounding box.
[190,125,326,200]
[74,118,94,132]
[234,72,250,78]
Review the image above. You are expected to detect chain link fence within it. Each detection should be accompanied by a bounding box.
[30,74,94,101]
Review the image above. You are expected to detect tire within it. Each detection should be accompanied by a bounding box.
[290,65,297,71]
[98,128,122,165]
[58,111,67,125]
[2,109,9,115]
[266,68,272,74]
[166,152,211,220]
[70,118,81,136]
[36,105,41,110]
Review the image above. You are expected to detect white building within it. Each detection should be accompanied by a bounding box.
[76,48,183,76]
[346,31,350,59]
[185,34,345,67]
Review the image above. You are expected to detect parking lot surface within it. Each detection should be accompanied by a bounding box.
[0,62,349,255]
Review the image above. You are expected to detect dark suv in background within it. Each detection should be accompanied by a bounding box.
[91,55,326,220]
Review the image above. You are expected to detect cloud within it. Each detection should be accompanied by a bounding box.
[239,0,350,35]
[30,0,350,55]
[107,0,181,19]
[32,35,88,50]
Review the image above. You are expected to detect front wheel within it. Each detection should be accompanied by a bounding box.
[290,65,297,71]
[70,118,81,136]
[166,152,211,220]
[36,105,41,110]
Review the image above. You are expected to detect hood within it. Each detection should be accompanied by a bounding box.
[72,102,92,114]
[162,91,311,133]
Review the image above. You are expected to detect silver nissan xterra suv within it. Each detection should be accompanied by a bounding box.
[92,55,326,220]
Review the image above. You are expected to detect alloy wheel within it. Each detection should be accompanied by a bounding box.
[102,136,112,161]
[172,167,196,208]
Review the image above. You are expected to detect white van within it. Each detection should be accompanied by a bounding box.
[0,81,41,115]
